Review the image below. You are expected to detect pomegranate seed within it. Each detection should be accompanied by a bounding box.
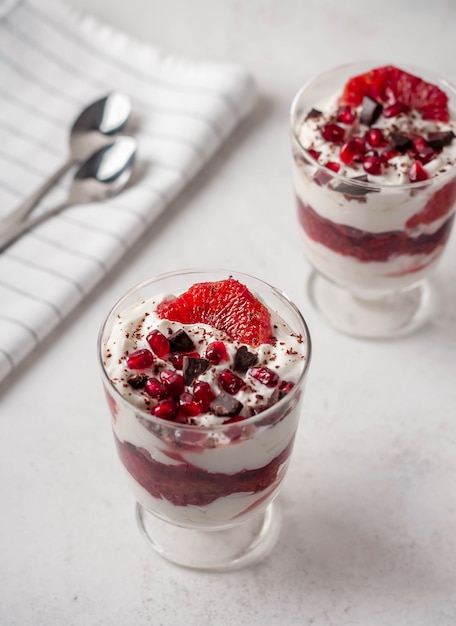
[417,146,436,164]
[153,398,178,420]
[169,351,199,370]
[144,377,168,399]
[365,129,384,148]
[383,102,410,118]
[218,369,246,395]
[307,149,320,161]
[248,366,279,388]
[125,349,154,370]
[160,370,185,399]
[146,330,170,359]
[336,105,356,125]
[381,149,400,163]
[193,381,216,411]
[409,160,429,182]
[363,154,382,176]
[412,135,428,152]
[325,161,340,173]
[224,416,244,425]
[279,381,294,395]
[179,392,202,416]
[173,413,191,424]
[412,137,435,164]
[320,123,345,143]
[340,138,365,165]
[205,341,228,365]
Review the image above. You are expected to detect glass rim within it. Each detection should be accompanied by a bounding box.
[98,267,312,432]
[290,60,456,192]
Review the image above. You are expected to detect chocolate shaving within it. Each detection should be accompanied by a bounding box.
[427,131,455,149]
[305,107,322,120]
[389,132,412,151]
[333,174,378,197]
[360,96,383,126]
[183,356,209,386]
[127,374,148,389]
[233,346,258,373]
[169,329,195,353]
[210,392,243,417]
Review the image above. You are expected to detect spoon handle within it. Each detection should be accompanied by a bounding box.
[0,201,70,252]
[0,160,73,235]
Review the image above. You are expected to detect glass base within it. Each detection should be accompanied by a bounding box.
[308,271,437,339]
[136,501,282,571]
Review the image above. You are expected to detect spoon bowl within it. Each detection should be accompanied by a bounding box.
[0,92,132,232]
[68,136,137,204]
[0,135,137,252]
[70,92,132,161]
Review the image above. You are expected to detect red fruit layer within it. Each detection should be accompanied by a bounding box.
[340,65,449,122]
[297,198,454,263]
[156,278,273,347]
[115,433,293,507]
[406,177,456,227]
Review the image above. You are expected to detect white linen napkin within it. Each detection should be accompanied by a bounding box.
[0,0,256,382]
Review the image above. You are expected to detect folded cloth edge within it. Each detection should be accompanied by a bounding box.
[0,0,258,385]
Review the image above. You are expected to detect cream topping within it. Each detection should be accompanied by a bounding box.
[103,293,306,426]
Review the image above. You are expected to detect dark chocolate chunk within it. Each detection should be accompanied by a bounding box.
[427,131,455,149]
[313,169,333,187]
[267,388,281,406]
[360,96,383,126]
[305,107,322,120]
[183,356,209,386]
[169,329,195,353]
[127,374,148,389]
[210,391,243,417]
[389,132,412,151]
[233,346,258,373]
[332,174,378,197]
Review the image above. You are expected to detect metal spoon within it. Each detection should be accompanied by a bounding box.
[0,92,131,232]
[0,135,137,252]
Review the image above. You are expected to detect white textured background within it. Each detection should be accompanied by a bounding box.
[1,1,456,625]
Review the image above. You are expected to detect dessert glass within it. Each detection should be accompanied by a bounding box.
[290,62,456,338]
[98,269,311,571]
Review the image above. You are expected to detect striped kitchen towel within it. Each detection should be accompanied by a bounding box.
[0,0,256,382]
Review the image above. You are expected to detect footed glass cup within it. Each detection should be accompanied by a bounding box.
[290,62,456,338]
[99,269,311,571]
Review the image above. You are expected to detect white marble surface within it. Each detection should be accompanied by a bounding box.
[1,1,456,624]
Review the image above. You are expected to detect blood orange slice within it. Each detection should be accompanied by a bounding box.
[156,278,273,347]
[340,65,449,122]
